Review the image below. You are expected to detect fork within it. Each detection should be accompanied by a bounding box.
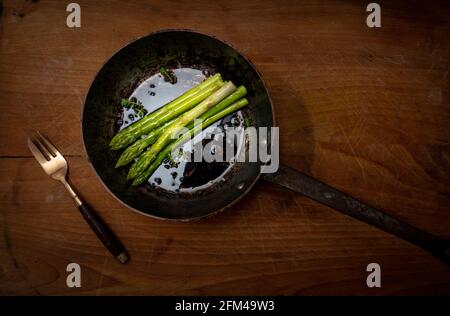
[28,131,129,263]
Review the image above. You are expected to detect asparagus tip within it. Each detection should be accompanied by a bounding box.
[131,179,141,186]
[127,170,136,180]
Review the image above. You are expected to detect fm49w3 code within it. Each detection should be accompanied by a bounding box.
[218,300,275,311]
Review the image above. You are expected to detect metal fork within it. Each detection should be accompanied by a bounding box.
[28,132,129,263]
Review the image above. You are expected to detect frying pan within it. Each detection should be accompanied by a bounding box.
[82,30,449,265]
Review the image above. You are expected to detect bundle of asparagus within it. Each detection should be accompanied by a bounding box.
[111,72,249,186]
[110,73,224,150]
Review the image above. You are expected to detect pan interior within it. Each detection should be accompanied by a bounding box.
[121,67,246,194]
[82,30,273,219]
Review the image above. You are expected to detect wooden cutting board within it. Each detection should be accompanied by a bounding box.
[0,0,449,295]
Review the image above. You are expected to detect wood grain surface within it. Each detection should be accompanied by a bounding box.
[1,0,449,295]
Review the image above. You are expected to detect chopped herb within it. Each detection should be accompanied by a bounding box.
[243,113,251,127]
[159,66,177,84]
[121,98,148,118]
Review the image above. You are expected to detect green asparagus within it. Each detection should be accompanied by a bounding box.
[115,86,247,168]
[110,81,223,150]
[185,85,247,130]
[109,73,223,150]
[114,118,176,168]
[131,98,249,186]
[128,81,237,180]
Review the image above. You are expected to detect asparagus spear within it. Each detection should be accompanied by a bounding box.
[115,86,247,168]
[109,73,223,150]
[128,81,237,180]
[119,73,221,134]
[114,118,176,168]
[185,86,247,130]
[131,98,249,186]
[110,81,223,150]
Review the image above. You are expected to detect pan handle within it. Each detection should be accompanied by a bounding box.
[263,164,450,266]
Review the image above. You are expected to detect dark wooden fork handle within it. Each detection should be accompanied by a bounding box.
[78,203,129,263]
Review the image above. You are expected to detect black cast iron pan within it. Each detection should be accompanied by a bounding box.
[82,30,449,265]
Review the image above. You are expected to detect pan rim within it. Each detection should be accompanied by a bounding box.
[80,28,276,221]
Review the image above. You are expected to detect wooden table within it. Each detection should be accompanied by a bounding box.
[1,0,449,295]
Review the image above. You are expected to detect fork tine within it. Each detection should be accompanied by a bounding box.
[32,134,53,159]
[36,131,61,157]
[27,137,48,165]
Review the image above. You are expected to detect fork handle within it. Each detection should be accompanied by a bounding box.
[77,203,129,264]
